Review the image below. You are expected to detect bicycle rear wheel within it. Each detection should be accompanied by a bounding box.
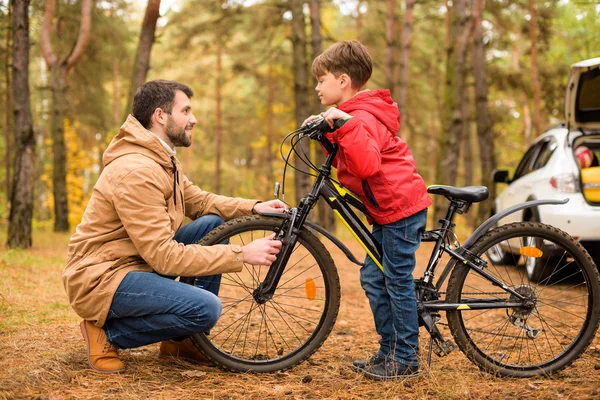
[446,222,600,377]
[181,215,340,372]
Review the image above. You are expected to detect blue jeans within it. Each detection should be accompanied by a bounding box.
[104,214,224,349]
[360,209,427,367]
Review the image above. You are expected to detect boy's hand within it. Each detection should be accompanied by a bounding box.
[321,107,351,128]
[302,115,322,127]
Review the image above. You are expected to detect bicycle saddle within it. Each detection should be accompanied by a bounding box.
[427,185,489,203]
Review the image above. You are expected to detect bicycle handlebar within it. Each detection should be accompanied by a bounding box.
[300,117,348,138]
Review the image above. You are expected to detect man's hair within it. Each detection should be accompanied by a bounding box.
[132,80,194,129]
[312,40,373,89]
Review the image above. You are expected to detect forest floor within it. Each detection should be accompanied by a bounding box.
[1,230,600,400]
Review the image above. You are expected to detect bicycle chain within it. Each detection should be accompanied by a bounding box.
[437,291,509,296]
[433,291,530,340]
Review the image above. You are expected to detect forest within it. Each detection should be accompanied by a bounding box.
[1,0,599,247]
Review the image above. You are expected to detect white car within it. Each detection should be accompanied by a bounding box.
[491,57,600,280]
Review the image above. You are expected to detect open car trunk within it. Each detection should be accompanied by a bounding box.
[567,58,600,204]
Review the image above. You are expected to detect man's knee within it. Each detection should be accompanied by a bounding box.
[189,291,222,330]
[200,214,225,231]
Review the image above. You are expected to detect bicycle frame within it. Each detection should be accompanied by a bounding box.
[257,129,568,318]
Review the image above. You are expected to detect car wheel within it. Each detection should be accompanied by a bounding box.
[486,242,518,266]
[524,211,568,283]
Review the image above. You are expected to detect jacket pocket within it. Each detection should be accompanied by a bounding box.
[361,179,380,210]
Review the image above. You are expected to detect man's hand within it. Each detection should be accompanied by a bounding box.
[253,199,287,215]
[320,107,351,128]
[241,233,282,266]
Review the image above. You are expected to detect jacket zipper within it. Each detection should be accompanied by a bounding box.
[171,156,179,208]
[361,179,380,210]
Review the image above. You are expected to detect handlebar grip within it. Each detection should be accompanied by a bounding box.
[318,118,348,133]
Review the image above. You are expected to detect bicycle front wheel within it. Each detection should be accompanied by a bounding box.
[181,215,341,372]
[446,222,600,377]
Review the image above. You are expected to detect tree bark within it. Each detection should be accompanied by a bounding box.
[396,0,415,141]
[435,0,471,222]
[7,0,36,248]
[124,0,161,118]
[4,1,12,204]
[473,0,496,226]
[41,0,92,232]
[290,0,311,206]
[215,23,223,194]
[308,0,334,229]
[385,0,397,96]
[265,55,275,199]
[528,0,542,137]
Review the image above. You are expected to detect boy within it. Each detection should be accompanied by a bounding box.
[303,41,432,380]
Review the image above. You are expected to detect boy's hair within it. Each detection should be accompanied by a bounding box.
[132,79,194,129]
[312,40,373,89]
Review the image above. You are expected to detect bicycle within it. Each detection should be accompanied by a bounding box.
[181,118,600,377]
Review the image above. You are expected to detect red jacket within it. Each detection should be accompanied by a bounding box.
[327,90,432,225]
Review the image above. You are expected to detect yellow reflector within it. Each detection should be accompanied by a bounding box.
[305,278,316,300]
[520,246,543,258]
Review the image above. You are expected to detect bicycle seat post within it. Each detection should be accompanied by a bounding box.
[424,199,462,284]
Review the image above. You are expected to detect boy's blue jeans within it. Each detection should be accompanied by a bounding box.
[360,209,427,367]
[104,214,224,349]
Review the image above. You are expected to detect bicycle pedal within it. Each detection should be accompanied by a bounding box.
[433,340,457,357]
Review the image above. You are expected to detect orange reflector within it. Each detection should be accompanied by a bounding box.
[305,278,316,300]
[520,246,543,258]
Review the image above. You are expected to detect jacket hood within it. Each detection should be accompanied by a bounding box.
[103,115,173,169]
[338,90,400,134]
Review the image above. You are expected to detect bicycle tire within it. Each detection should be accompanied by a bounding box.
[446,222,600,377]
[181,215,341,372]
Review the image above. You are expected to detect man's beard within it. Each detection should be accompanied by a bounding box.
[166,117,192,147]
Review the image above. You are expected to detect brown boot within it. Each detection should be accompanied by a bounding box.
[159,338,213,366]
[80,320,125,373]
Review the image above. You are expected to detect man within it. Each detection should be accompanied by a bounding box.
[63,80,284,373]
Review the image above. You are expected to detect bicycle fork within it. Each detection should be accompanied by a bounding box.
[252,209,301,304]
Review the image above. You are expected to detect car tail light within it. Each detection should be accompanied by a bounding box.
[550,174,579,193]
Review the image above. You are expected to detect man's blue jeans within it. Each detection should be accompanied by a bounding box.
[360,209,427,367]
[103,214,224,349]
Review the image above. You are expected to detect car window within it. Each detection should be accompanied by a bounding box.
[513,143,542,181]
[532,138,557,170]
[576,69,600,123]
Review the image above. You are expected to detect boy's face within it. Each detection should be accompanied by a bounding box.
[315,72,344,106]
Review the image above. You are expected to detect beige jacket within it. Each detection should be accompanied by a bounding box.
[63,115,258,327]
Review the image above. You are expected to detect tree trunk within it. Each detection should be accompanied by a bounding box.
[265,56,275,199]
[124,0,161,118]
[113,57,120,129]
[7,0,36,249]
[435,0,471,222]
[215,25,223,194]
[4,1,12,204]
[355,1,365,42]
[50,66,69,231]
[41,0,92,232]
[309,0,334,229]
[385,0,397,96]
[473,0,496,226]
[396,0,415,141]
[290,0,311,206]
[528,0,542,137]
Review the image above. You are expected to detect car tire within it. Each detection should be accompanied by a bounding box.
[524,210,567,283]
[486,241,518,266]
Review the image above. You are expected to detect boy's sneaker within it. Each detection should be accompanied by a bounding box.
[351,354,386,372]
[362,359,419,381]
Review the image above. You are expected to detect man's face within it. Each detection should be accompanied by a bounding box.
[165,90,197,147]
[315,71,343,106]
